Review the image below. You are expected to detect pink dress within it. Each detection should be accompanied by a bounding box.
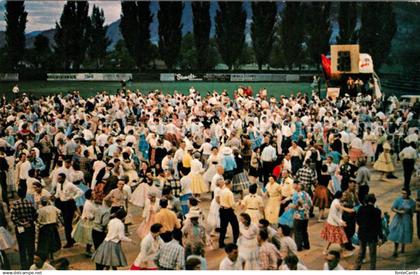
[137,198,160,239]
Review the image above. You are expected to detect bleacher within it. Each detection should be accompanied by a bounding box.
[381,68,420,94]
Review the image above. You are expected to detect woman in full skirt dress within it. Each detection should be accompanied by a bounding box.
[121,152,139,185]
[136,192,160,240]
[131,178,159,208]
[264,176,283,225]
[131,224,163,270]
[387,189,416,257]
[348,136,365,163]
[362,128,376,163]
[92,208,132,270]
[237,213,260,270]
[189,155,208,197]
[313,165,331,222]
[248,147,261,184]
[36,199,62,260]
[138,133,150,161]
[72,190,96,256]
[207,182,223,234]
[320,192,354,254]
[232,151,250,199]
[203,148,220,185]
[373,141,395,180]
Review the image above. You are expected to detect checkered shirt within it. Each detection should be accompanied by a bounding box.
[10,199,37,227]
[259,241,280,270]
[156,239,185,270]
[164,178,182,198]
[296,167,317,187]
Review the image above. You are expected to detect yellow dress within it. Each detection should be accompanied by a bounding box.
[189,159,208,194]
[373,142,395,172]
[264,182,282,224]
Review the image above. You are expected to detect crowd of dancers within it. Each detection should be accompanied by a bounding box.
[0,86,418,270]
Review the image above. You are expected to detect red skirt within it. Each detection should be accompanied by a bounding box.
[349,148,364,162]
[320,223,348,244]
[130,265,158,270]
[313,185,329,209]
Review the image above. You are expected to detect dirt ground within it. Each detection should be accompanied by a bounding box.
[6,160,420,270]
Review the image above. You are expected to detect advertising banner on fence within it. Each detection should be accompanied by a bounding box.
[0,73,19,81]
[160,73,175,81]
[231,74,301,82]
[203,74,230,81]
[160,73,304,82]
[175,73,202,81]
[47,73,132,81]
[161,73,231,82]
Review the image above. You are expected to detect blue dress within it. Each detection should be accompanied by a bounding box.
[138,134,150,161]
[292,121,305,142]
[74,183,89,208]
[279,191,310,228]
[387,197,416,244]
[249,131,262,150]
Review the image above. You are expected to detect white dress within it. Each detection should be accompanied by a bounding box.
[207,186,222,230]
[362,132,376,157]
[204,154,220,184]
[136,198,160,239]
[238,223,260,270]
[130,183,159,208]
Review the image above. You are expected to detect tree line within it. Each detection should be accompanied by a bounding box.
[1,1,397,72]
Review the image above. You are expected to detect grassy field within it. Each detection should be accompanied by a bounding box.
[0,81,316,98]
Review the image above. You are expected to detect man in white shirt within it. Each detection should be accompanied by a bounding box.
[18,152,31,191]
[173,141,186,178]
[399,142,418,190]
[132,223,164,270]
[404,129,418,144]
[199,139,213,162]
[54,173,83,248]
[83,127,94,144]
[340,129,350,154]
[261,142,277,186]
[96,130,109,150]
[219,243,244,270]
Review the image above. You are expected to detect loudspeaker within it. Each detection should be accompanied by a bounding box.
[331,45,360,74]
